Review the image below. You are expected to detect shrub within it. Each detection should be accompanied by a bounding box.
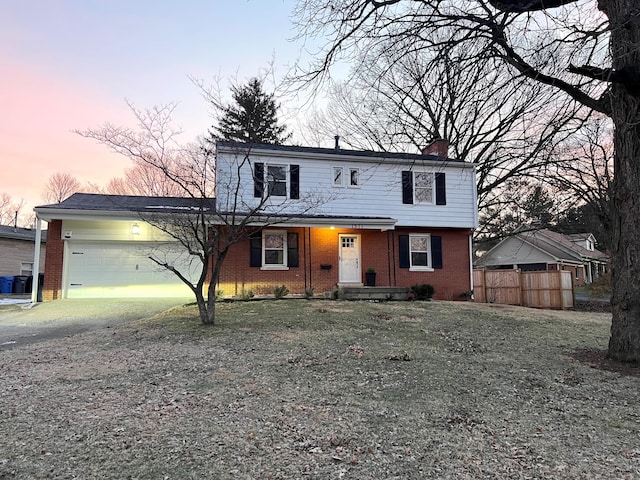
[273,285,289,299]
[411,283,435,301]
[304,288,315,299]
[239,289,254,300]
[215,289,225,301]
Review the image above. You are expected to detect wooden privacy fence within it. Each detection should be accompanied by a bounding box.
[473,269,574,309]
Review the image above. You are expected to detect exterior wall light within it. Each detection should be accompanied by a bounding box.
[131,223,141,235]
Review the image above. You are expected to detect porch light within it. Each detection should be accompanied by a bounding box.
[131,223,140,235]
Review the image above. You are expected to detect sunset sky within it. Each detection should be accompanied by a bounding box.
[1,0,310,218]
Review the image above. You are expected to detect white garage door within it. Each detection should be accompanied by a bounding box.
[65,242,198,299]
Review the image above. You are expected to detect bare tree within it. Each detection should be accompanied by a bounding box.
[0,193,25,227]
[549,115,613,245]
[105,162,187,197]
[300,42,586,235]
[42,172,82,204]
[77,104,327,325]
[293,0,640,362]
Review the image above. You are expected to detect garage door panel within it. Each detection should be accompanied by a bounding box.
[66,242,198,299]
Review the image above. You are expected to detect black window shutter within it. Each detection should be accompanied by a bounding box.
[254,163,264,198]
[431,235,443,269]
[250,232,262,267]
[399,235,410,268]
[402,171,413,204]
[290,165,300,199]
[287,232,299,267]
[435,173,446,205]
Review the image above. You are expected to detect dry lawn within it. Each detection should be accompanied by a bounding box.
[1,300,638,479]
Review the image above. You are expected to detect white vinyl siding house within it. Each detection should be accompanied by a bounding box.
[215,143,477,230]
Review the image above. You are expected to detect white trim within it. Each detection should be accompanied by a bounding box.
[217,143,478,169]
[412,171,435,205]
[262,230,288,268]
[30,218,43,303]
[408,233,432,269]
[348,167,360,188]
[332,166,344,187]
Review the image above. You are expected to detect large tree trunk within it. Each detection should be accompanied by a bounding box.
[606,0,640,362]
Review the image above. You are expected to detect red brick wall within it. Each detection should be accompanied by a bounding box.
[42,222,473,300]
[42,220,63,301]
[217,226,472,299]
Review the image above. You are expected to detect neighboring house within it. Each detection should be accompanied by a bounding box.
[475,229,608,286]
[0,225,46,277]
[34,140,478,301]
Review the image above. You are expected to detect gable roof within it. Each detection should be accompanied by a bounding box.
[530,229,607,261]
[476,228,608,267]
[0,225,47,243]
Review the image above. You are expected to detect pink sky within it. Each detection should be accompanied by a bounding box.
[1,55,133,207]
[0,1,307,223]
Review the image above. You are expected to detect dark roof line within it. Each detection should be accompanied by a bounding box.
[216,140,465,163]
[0,225,47,242]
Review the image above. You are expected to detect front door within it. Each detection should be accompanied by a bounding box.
[339,234,361,284]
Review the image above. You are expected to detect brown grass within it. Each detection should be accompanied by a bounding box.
[1,300,638,479]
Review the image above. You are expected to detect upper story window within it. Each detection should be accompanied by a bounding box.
[332,166,360,188]
[349,168,359,187]
[333,166,344,187]
[267,165,287,196]
[254,163,299,200]
[402,171,446,205]
[414,173,433,203]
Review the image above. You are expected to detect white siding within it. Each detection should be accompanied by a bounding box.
[215,147,478,229]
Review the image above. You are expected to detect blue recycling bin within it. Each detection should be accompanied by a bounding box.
[0,276,14,294]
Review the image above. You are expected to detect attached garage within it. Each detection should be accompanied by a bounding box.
[64,241,197,299]
[32,195,216,301]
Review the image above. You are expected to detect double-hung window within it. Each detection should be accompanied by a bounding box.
[414,173,433,203]
[250,230,299,270]
[267,165,287,197]
[409,234,432,270]
[399,234,443,270]
[402,171,446,205]
[263,230,287,267]
[254,163,300,199]
[332,166,360,187]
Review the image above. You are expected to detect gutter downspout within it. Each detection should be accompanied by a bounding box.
[469,233,474,299]
[31,217,42,303]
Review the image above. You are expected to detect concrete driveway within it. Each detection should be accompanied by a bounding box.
[0,298,191,350]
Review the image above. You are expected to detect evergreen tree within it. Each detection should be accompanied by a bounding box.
[213,78,290,144]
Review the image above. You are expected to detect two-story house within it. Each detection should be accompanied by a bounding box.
[33,141,477,301]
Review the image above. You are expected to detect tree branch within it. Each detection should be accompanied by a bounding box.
[487,0,579,12]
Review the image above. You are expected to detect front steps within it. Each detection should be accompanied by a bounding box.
[334,286,409,301]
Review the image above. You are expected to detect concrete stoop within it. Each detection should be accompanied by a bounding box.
[336,286,410,301]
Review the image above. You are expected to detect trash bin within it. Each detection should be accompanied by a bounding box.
[0,276,14,294]
[12,276,29,294]
[37,273,44,302]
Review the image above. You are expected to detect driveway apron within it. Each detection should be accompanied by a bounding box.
[0,298,190,350]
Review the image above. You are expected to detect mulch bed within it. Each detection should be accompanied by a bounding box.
[570,348,640,377]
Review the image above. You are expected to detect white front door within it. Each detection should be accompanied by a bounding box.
[339,234,361,284]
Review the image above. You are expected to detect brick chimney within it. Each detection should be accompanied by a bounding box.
[422,139,449,157]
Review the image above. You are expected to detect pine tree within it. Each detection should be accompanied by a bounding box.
[213,78,290,144]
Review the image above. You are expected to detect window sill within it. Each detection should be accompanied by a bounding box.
[410,267,434,272]
[261,266,290,271]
